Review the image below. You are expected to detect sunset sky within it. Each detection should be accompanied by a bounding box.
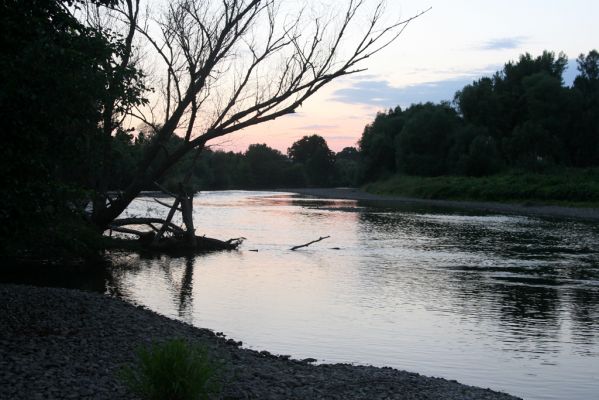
[213,0,599,154]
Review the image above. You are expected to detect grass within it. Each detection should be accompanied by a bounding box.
[120,338,222,400]
[363,168,599,207]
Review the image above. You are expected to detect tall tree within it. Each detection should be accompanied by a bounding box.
[244,144,289,188]
[288,135,335,186]
[359,106,404,179]
[570,50,599,166]
[394,102,461,176]
[0,0,144,256]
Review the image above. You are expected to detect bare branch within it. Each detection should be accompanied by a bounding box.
[290,236,331,251]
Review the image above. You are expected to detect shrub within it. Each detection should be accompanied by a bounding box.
[120,338,222,400]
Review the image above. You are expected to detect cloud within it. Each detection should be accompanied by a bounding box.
[478,36,528,50]
[331,76,480,108]
[331,56,583,109]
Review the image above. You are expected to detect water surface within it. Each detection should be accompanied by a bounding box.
[107,191,599,399]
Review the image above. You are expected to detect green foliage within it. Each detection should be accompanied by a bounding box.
[120,339,222,400]
[395,102,460,176]
[334,147,362,186]
[0,0,147,258]
[359,49,599,186]
[244,144,291,188]
[287,135,336,186]
[0,207,107,264]
[365,169,599,206]
[359,106,403,179]
[461,135,502,177]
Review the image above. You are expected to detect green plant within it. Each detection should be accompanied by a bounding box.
[120,339,222,400]
[363,168,599,207]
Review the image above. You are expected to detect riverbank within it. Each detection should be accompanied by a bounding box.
[288,188,599,221]
[1,284,520,399]
[364,170,599,207]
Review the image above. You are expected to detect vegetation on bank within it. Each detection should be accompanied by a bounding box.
[358,50,599,207]
[360,51,599,181]
[364,169,599,207]
[120,339,222,400]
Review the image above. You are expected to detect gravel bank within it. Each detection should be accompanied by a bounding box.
[286,188,599,221]
[0,284,521,399]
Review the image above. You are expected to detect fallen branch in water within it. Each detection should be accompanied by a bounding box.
[290,236,330,251]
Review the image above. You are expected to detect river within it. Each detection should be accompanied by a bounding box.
[18,190,599,399]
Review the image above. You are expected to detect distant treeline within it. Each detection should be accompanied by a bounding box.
[108,132,361,191]
[105,50,599,191]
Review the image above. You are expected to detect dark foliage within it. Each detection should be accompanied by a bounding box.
[359,50,599,180]
[105,135,350,191]
[0,0,145,260]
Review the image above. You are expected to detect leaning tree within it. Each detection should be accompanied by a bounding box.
[86,0,427,249]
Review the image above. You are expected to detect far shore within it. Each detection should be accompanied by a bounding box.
[286,187,599,221]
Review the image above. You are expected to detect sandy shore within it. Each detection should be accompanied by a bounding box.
[286,188,599,221]
[1,284,521,399]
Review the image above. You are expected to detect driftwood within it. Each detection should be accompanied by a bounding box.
[290,236,330,251]
[107,235,243,254]
[152,235,243,252]
[107,186,243,253]
[107,223,243,253]
[111,217,184,233]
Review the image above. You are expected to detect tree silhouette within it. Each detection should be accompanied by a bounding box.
[88,0,429,237]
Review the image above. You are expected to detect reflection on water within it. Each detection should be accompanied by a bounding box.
[9,191,597,400]
[105,191,599,400]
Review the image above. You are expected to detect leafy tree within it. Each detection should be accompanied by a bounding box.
[337,147,361,162]
[448,124,484,173]
[334,147,361,186]
[395,103,461,176]
[503,122,561,170]
[244,144,289,189]
[455,51,569,147]
[0,0,142,257]
[462,135,502,177]
[288,135,335,186]
[359,106,404,179]
[494,51,567,137]
[576,50,599,81]
[454,78,503,136]
[570,50,599,166]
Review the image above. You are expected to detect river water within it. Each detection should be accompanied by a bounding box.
[78,191,599,398]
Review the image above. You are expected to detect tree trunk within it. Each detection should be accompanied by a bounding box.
[181,195,196,248]
[152,198,181,245]
[91,141,201,231]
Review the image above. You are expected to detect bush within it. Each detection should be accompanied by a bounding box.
[120,339,222,400]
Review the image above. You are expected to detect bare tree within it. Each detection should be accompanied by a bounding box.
[91,0,428,247]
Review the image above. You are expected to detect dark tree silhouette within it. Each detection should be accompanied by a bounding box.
[288,135,336,186]
[85,0,429,246]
